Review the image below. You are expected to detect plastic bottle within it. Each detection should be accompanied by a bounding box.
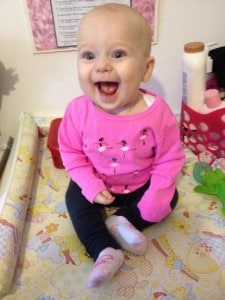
[182,42,206,111]
[205,43,218,90]
[199,89,225,114]
[206,54,217,90]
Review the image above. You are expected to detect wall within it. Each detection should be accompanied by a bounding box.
[0,0,225,137]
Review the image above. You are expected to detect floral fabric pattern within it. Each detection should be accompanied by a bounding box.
[0,114,225,299]
[26,0,158,52]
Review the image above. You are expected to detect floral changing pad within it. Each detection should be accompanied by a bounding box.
[0,112,225,299]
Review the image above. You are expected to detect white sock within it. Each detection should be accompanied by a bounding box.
[105,215,147,255]
[87,247,124,288]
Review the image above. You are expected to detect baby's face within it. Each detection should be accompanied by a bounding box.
[77,8,154,114]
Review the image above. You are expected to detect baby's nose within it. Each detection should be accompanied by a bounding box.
[95,57,112,73]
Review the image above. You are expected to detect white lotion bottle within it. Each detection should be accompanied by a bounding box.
[182,42,206,111]
[199,89,225,114]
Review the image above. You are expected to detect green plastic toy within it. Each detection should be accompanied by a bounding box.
[193,162,225,215]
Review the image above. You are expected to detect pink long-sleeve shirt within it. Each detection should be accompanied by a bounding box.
[58,89,185,222]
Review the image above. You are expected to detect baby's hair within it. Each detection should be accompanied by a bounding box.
[80,3,152,57]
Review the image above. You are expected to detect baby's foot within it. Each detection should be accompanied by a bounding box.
[88,247,124,288]
[105,215,147,255]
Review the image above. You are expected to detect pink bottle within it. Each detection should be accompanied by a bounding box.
[199,89,225,114]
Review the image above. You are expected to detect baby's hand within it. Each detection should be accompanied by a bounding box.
[94,190,115,205]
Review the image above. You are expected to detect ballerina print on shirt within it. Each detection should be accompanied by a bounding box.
[117,140,136,158]
[95,137,113,155]
[139,128,149,145]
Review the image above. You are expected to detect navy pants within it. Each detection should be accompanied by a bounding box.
[66,179,178,261]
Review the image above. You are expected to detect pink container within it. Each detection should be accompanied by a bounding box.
[180,101,225,159]
[47,118,64,169]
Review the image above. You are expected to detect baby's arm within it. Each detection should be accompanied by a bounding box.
[58,106,107,203]
[94,190,115,205]
[138,116,185,222]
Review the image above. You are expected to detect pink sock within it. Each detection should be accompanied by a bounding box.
[88,247,124,288]
[105,215,147,255]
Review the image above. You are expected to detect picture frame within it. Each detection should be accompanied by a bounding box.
[25,0,159,53]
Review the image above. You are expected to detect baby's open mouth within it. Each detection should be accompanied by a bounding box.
[96,82,118,96]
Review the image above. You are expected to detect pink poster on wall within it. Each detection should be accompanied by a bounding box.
[25,0,159,53]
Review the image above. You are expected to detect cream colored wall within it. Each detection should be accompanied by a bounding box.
[0,0,225,137]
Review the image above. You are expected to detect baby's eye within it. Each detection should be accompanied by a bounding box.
[81,51,95,60]
[111,50,126,59]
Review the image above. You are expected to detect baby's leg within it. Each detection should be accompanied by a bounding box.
[105,215,147,255]
[104,181,151,255]
[105,187,179,256]
[88,247,124,288]
[66,180,120,260]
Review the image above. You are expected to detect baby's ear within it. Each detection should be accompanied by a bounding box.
[142,56,155,83]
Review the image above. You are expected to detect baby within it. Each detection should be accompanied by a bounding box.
[58,3,185,288]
